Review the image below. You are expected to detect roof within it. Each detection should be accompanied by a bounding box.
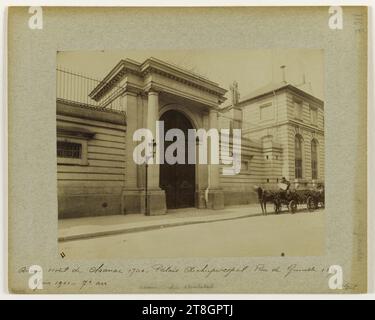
[238,81,324,106]
[89,57,227,102]
[239,81,288,102]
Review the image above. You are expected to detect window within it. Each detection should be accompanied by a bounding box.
[310,106,318,126]
[57,137,88,165]
[240,156,253,174]
[295,135,303,179]
[260,103,274,121]
[294,100,303,120]
[57,141,82,159]
[241,161,249,172]
[311,140,318,180]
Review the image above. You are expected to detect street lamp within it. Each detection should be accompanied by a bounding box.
[145,139,156,216]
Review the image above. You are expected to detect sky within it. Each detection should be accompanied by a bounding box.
[57,49,324,106]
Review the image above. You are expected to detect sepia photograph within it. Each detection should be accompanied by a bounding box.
[7,5,368,295]
[56,49,326,259]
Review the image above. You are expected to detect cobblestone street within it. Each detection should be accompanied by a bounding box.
[59,207,325,259]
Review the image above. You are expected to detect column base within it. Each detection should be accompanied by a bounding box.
[195,190,207,209]
[142,189,167,216]
[122,188,167,215]
[206,188,224,210]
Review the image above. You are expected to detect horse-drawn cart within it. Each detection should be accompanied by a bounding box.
[306,188,325,210]
[258,184,325,215]
[273,190,306,214]
[274,188,325,214]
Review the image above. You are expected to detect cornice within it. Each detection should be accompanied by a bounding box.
[57,126,96,140]
[238,85,324,108]
[151,83,221,109]
[140,58,227,97]
[289,120,324,135]
[89,57,227,103]
[243,120,324,136]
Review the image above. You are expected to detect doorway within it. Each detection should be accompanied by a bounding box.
[159,110,196,209]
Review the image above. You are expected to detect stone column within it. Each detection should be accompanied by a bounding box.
[195,113,209,209]
[142,90,166,215]
[121,92,142,214]
[208,109,220,189]
[207,108,224,209]
[146,91,160,189]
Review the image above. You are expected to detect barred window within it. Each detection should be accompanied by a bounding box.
[295,135,303,179]
[57,141,82,159]
[311,140,318,180]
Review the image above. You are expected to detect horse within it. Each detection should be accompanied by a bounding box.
[254,186,277,215]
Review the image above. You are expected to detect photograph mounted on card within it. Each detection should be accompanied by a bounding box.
[7,6,367,293]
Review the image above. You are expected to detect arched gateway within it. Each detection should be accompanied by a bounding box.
[159,110,196,209]
[87,58,227,215]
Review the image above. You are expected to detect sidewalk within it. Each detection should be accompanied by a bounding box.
[58,204,263,242]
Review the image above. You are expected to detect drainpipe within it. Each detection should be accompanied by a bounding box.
[205,162,211,208]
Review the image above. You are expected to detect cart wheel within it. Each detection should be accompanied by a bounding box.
[314,200,319,210]
[307,196,315,211]
[288,200,297,214]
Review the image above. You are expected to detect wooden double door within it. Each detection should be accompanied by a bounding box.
[159,110,196,209]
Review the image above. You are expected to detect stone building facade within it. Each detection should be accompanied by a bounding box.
[238,82,325,188]
[56,58,324,218]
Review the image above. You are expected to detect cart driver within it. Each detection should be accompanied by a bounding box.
[279,177,291,197]
[280,177,291,191]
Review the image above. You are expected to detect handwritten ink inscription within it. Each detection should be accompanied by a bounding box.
[16,262,359,292]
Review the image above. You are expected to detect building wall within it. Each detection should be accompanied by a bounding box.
[218,111,281,204]
[285,91,324,128]
[285,91,325,185]
[285,125,325,184]
[219,138,266,205]
[56,85,324,217]
[57,101,126,218]
[242,92,289,134]
[239,91,291,186]
[240,89,324,188]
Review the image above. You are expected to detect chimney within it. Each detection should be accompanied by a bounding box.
[280,65,286,83]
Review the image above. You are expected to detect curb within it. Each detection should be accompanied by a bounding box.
[58,212,264,243]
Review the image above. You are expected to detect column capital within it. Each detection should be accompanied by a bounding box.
[208,108,220,118]
[148,90,160,96]
[122,91,138,98]
[209,108,219,114]
[144,82,162,95]
[122,83,143,95]
[208,108,220,125]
